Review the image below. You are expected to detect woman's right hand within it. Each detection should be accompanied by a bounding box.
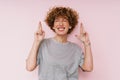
[34,21,45,43]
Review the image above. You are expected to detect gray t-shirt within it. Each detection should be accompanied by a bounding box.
[37,38,84,80]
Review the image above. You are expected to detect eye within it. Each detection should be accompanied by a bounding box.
[63,19,68,22]
[54,19,58,22]
[54,18,59,22]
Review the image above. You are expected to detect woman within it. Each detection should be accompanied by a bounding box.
[26,7,93,80]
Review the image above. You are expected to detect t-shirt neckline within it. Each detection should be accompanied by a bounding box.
[50,37,70,45]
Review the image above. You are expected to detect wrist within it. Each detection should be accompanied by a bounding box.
[34,40,42,46]
[83,41,91,47]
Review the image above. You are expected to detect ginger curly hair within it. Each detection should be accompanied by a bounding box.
[45,6,79,34]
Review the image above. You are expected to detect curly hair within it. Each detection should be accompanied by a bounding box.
[45,6,79,34]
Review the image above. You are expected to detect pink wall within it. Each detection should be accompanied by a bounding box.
[0,0,120,80]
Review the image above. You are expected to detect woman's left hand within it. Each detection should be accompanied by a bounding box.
[75,23,90,44]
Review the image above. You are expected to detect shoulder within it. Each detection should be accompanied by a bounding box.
[69,41,82,49]
[69,42,83,55]
[41,38,51,43]
[39,38,48,46]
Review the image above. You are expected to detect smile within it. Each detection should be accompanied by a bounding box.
[57,27,65,31]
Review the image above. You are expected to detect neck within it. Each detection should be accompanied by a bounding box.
[54,35,68,43]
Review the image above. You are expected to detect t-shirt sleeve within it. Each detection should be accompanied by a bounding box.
[37,46,41,65]
[79,51,84,67]
[76,46,84,67]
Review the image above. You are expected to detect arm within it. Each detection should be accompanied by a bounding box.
[26,22,45,71]
[26,40,41,71]
[76,23,93,72]
[81,41,93,72]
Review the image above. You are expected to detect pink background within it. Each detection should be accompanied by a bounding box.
[0,0,120,80]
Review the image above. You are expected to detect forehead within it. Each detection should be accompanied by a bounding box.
[55,16,68,20]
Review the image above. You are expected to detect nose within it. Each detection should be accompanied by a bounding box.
[59,21,63,25]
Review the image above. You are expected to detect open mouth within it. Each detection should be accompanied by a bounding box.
[57,27,65,31]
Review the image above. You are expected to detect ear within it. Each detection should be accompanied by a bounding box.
[69,26,72,29]
[53,26,55,29]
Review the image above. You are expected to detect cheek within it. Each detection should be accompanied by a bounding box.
[53,22,58,28]
[64,22,70,26]
[65,24,70,28]
[53,23,57,29]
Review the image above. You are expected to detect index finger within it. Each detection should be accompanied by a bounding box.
[80,23,84,34]
[38,21,42,31]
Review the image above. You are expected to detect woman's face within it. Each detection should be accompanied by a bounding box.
[53,16,70,36]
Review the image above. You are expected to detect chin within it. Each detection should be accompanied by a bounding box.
[56,32,68,36]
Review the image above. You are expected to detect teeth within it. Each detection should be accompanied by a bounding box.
[59,28,64,30]
[58,27,65,31]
